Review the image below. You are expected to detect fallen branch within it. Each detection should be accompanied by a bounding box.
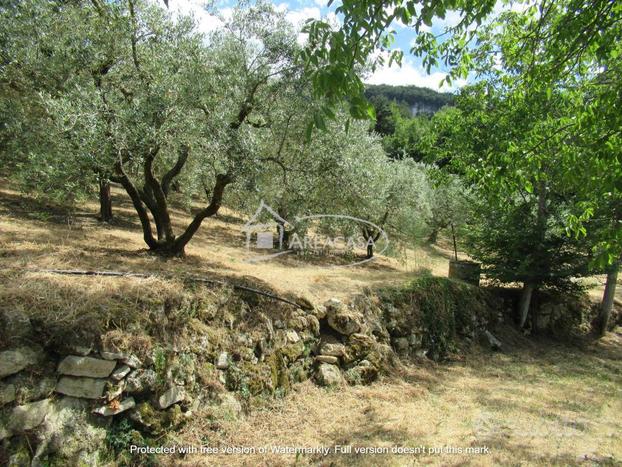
[25,268,306,310]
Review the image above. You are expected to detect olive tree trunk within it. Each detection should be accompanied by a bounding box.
[98,178,113,223]
[596,258,620,336]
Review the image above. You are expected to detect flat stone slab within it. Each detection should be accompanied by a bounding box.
[55,376,106,399]
[316,355,339,364]
[100,351,127,360]
[58,356,115,378]
[8,398,53,432]
[0,347,38,378]
[93,397,136,416]
[110,365,131,381]
[158,386,185,409]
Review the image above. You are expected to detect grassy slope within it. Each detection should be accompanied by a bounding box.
[1,184,621,466]
[0,184,449,304]
[184,329,622,466]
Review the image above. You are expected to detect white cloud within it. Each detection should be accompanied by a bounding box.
[166,0,225,35]
[365,58,466,91]
[285,6,322,27]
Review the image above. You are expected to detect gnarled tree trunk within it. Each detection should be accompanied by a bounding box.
[112,145,231,257]
[98,178,113,223]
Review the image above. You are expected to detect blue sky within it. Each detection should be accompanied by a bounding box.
[166,0,481,91]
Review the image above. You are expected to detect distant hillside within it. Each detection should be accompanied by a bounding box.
[365,84,454,116]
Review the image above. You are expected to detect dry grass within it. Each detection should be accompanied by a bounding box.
[2,183,622,466]
[178,328,622,466]
[0,184,449,305]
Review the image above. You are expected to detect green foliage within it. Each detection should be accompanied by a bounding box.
[379,276,496,360]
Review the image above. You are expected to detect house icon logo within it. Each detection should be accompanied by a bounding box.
[242,200,291,251]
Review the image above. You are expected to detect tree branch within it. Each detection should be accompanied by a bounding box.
[174,173,232,250]
[162,144,189,197]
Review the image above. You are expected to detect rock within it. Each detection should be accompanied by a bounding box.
[158,386,185,409]
[110,365,131,381]
[285,330,300,343]
[55,376,106,399]
[57,356,115,378]
[70,345,93,356]
[8,398,53,432]
[484,330,503,351]
[319,341,346,358]
[408,333,422,349]
[313,304,327,319]
[392,337,410,354]
[281,340,305,362]
[57,396,90,411]
[218,393,242,419]
[306,315,320,335]
[7,439,31,465]
[122,355,142,369]
[0,347,39,378]
[0,310,32,344]
[352,360,378,384]
[125,369,157,394]
[1,383,16,405]
[327,306,361,336]
[347,333,376,357]
[315,355,339,364]
[10,375,56,404]
[324,298,345,311]
[315,363,342,387]
[93,397,136,416]
[100,351,126,360]
[216,352,229,370]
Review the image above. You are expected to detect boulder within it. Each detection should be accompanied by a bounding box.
[122,355,142,369]
[8,398,53,432]
[327,306,361,336]
[392,337,410,354]
[306,315,320,335]
[319,341,346,358]
[216,352,229,370]
[313,304,327,319]
[0,310,32,344]
[125,369,157,394]
[110,365,131,381]
[324,298,345,312]
[285,330,300,343]
[57,356,115,378]
[55,376,106,399]
[315,355,339,364]
[218,393,242,419]
[351,360,378,384]
[100,351,126,360]
[315,363,342,387]
[158,386,185,409]
[0,347,39,378]
[346,333,376,361]
[93,397,136,416]
[0,383,16,405]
